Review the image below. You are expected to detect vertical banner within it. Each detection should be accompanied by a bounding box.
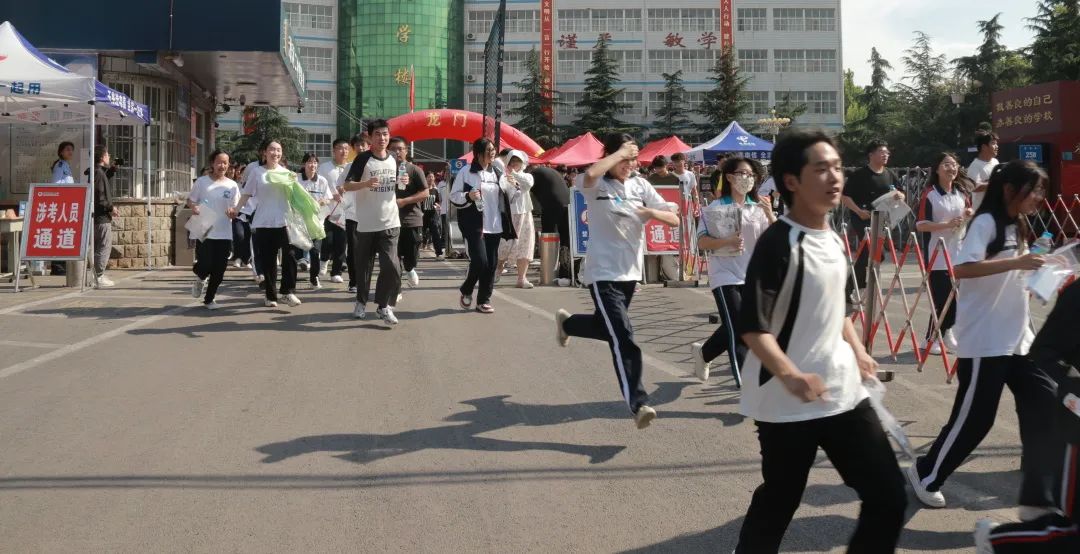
[540,0,554,122]
[20,184,92,260]
[720,0,733,49]
[645,186,683,255]
[242,107,257,135]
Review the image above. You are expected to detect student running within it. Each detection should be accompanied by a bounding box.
[187,149,240,309]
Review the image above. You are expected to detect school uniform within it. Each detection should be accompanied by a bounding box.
[344,151,401,309]
[296,173,331,284]
[189,176,240,303]
[243,164,296,302]
[450,166,514,306]
[317,160,350,278]
[916,183,968,339]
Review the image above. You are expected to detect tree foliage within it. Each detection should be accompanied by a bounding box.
[1027,0,1080,82]
[651,70,693,139]
[570,35,633,137]
[696,47,750,136]
[507,48,563,148]
[215,107,306,166]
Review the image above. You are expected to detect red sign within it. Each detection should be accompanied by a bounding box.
[645,186,683,254]
[20,184,91,260]
[242,106,257,135]
[720,0,733,49]
[540,0,554,122]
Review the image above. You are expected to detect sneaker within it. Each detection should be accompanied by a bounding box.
[406,269,420,288]
[191,277,205,299]
[232,259,242,269]
[348,286,357,293]
[974,519,998,554]
[352,302,366,320]
[397,293,403,304]
[283,293,302,307]
[1017,506,1056,521]
[331,275,344,284]
[906,464,946,508]
[476,303,494,314]
[96,275,115,288]
[556,278,571,287]
[377,306,399,325]
[311,276,322,290]
[298,259,309,272]
[321,262,329,276]
[692,341,711,381]
[264,299,278,308]
[255,274,265,285]
[517,280,534,289]
[460,294,473,310]
[943,329,958,351]
[435,255,445,261]
[921,338,942,355]
[555,309,570,347]
[204,300,222,310]
[634,406,657,429]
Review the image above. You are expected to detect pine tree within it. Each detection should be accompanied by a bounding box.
[571,34,631,137]
[891,32,957,165]
[218,107,306,166]
[955,15,1031,128]
[651,70,692,139]
[696,47,750,136]
[1027,1,1080,82]
[506,48,562,148]
[432,66,446,109]
[863,48,894,132]
[771,93,807,124]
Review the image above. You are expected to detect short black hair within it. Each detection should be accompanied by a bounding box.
[350,134,370,148]
[650,155,669,169]
[772,129,837,207]
[601,133,635,157]
[208,149,230,164]
[93,144,109,164]
[332,138,349,148]
[388,136,407,148]
[975,131,999,150]
[367,119,390,134]
[498,148,512,158]
[864,139,888,157]
[670,152,687,163]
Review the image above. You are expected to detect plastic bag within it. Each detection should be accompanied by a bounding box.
[284,207,313,250]
[184,206,215,240]
[864,376,915,460]
[1027,242,1079,304]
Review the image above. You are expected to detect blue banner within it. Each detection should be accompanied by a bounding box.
[570,189,588,256]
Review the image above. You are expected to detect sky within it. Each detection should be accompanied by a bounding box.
[843,0,1040,86]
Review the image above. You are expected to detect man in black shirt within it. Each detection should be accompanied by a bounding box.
[389,137,430,289]
[529,165,571,279]
[841,139,904,290]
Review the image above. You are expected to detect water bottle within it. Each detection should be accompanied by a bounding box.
[396,161,407,191]
[474,184,485,212]
[1031,231,1054,255]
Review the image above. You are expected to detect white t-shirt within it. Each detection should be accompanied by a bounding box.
[966,157,999,212]
[317,160,349,191]
[698,197,771,288]
[189,176,240,241]
[917,184,968,271]
[578,175,670,284]
[300,173,331,203]
[504,171,535,215]
[952,214,1035,358]
[675,171,697,198]
[345,152,400,232]
[451,168,504,234]
[738,216,867,423]
[242,165,290,229]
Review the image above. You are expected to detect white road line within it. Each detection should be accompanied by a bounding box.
[0,340,62,349]
[0,301,200,381]
[0,270,154,315]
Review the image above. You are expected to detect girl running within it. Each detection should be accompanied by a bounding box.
[187,149,239,309]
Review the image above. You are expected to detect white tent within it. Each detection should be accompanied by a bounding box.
[0,21,153,284]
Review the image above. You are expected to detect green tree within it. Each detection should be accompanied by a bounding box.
[863,48,894,132]
[215,107,306,166]
[696,47,750,136]
[571,35,631,137]
[838,49,896,164]
[651,70,693,139]
[771,93,807,124]
[891,32,958,165]
[507,48,562,148]
[837,70,869,163]
[955,14,1031,129]
[1027,0,1080,82]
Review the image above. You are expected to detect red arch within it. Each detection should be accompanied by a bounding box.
[386,109,544,157]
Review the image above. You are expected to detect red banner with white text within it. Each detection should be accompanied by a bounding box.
[720,0,733,49]
[540,0,554,122]
[20,183,91,260]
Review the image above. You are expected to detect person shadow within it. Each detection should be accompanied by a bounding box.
[256,381,741,466]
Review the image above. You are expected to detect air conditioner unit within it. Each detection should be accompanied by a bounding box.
[466,74,476,83]
[466,33,477,41]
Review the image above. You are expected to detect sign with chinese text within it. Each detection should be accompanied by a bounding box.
[645,186,681,255]
[540,0,554,122]
[570,189,589,256]
[720,0,733,49]
[990,81,1067,141]
[20,184,91,261]
[1018,144,1044,164]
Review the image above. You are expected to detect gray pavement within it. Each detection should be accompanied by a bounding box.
[0,257,1052,552]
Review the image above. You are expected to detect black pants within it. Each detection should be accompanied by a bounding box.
[926,270,956,339]
[323,220,347,277]
[231,219,252,264]
[292,240,322,284]
[561,281,648,414]
[253,227,296,301]
[850,220,870,290]
[736,400,908,553]
[251,224,263,276]
[701,284,748,384]
[398,226,423,273]
[346,219,357,288]
[424,211,444,256]
[988,443,1079,552]
[352,227,400,308]
[914,355,1061,507]
[460,230,501,305]
[193,238,230,303]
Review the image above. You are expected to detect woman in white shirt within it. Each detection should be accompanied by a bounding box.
[496,150,537,289]
[690,157,775,383]
[235,140,301,308]
[295,152,338,289]
[187,149,240,309]
[51,141,75,183]
[554,134,679,429]
[908,160,1061,518]
[914,152,973,354]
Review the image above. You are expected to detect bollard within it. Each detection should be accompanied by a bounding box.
[538,232,559,285]
[65,260,85,288]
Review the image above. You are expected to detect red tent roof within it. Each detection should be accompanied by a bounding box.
[540,132,603,167]
[637,135,692,165]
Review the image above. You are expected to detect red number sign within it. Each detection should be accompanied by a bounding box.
[645,186,683,254]
[21,184,91,260]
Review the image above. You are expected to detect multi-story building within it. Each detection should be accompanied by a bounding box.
[463,0,844,137]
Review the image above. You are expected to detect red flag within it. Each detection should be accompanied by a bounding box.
[408,65,416,112]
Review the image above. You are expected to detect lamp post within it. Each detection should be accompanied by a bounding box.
[756,109,791,143]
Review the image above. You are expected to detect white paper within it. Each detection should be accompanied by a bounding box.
[701,204,743,257]
[871,192,912,229]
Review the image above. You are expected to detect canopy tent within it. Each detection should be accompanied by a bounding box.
[0,21,153,281]
[538,132,602,167]
[687,121,773,163]
[637,135,692,165]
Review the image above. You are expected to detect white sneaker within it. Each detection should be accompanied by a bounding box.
[634,406,657,429]
[944,329,958,351]
[397,293,403,304]
[204,301,222,310]
[255,274,265,285]
[232,259,242,269]
[555,309,570,347]
[692,341,711,381]
[922,339,943,355]
[353,302,366,319]
[311,276,322,290]
[435,255,445,261]
[348,286,357,293]
[406,269,419,288]
[377,306,398,326]
[906,464,946,508]
[321,262,329,276]
[191,277,204,299]
[283,293,301,307]
[264,299,278,308]
[974,519,998,554]
[331,275,344,284]
[556,278,571,287]
[95,275,115,288]
[517,280,534,289]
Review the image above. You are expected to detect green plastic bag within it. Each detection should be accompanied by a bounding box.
[265,169,327,241]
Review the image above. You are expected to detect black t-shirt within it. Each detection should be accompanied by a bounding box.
[396,162,427,228]
[647,172,680,188]
[844,166,899,216]
[529,166,570,210]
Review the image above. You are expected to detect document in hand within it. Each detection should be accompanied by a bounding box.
[871,192,911,229]
[701,203,743,257]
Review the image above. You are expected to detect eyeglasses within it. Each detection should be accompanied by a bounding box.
[940,163,959,169]
[728,171,755,177]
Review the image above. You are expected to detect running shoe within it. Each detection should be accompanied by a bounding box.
[311,276,322,290]
[406,269,420,288]
[517,280,534,289]
[460,294,473,310]
[191,277,204,299]
[377,306,398,325]
[634,406,657,429]
[692,341,710,381]
[95,275,115,288]
[283,293,302,307]
[204,301,222,310]
[348,286,357,293]
[906,464,946,508]
[974,519,998,554]
[435,255,445,261]
[944,329,958,351]
[353,302,366,320]
[555,309,570,347]
[476,304,494,314]
[264,299,278,308]
[331,275,344,284]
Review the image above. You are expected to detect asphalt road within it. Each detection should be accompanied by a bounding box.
[0,258,1052,552]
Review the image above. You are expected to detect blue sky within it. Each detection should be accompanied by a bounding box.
[843,0,1040,86]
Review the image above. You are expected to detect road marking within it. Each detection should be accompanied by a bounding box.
[0,270,154,315]
[0,340,62,349]
[0,300,200,381]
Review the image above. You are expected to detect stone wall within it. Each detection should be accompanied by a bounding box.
[107,199,179,269]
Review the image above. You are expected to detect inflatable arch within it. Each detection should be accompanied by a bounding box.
[386,109,544,157]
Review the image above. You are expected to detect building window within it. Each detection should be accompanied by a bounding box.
[557,50,592,79]
[506,10,541,33]
[742,91,770,115]
[620,91,644,117]
[778,91,838,114]
[557,9,591,33]
[307,90,332,115]
[283,3,334,31]
[468,51,530,77]
[647,8,720,32]
[775,49,836,73]
[592,9,642,32]
[647,91,707,118]
[297,45,333,73]
[303,133,332,159]
[736,8,767,32]
[774,8,836,32]
[556,91,586,118]
[805,49,837,72]
[467,11,496,36]
[610,50,643,74]
[737,49,768,73]
[648,49,717,74]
